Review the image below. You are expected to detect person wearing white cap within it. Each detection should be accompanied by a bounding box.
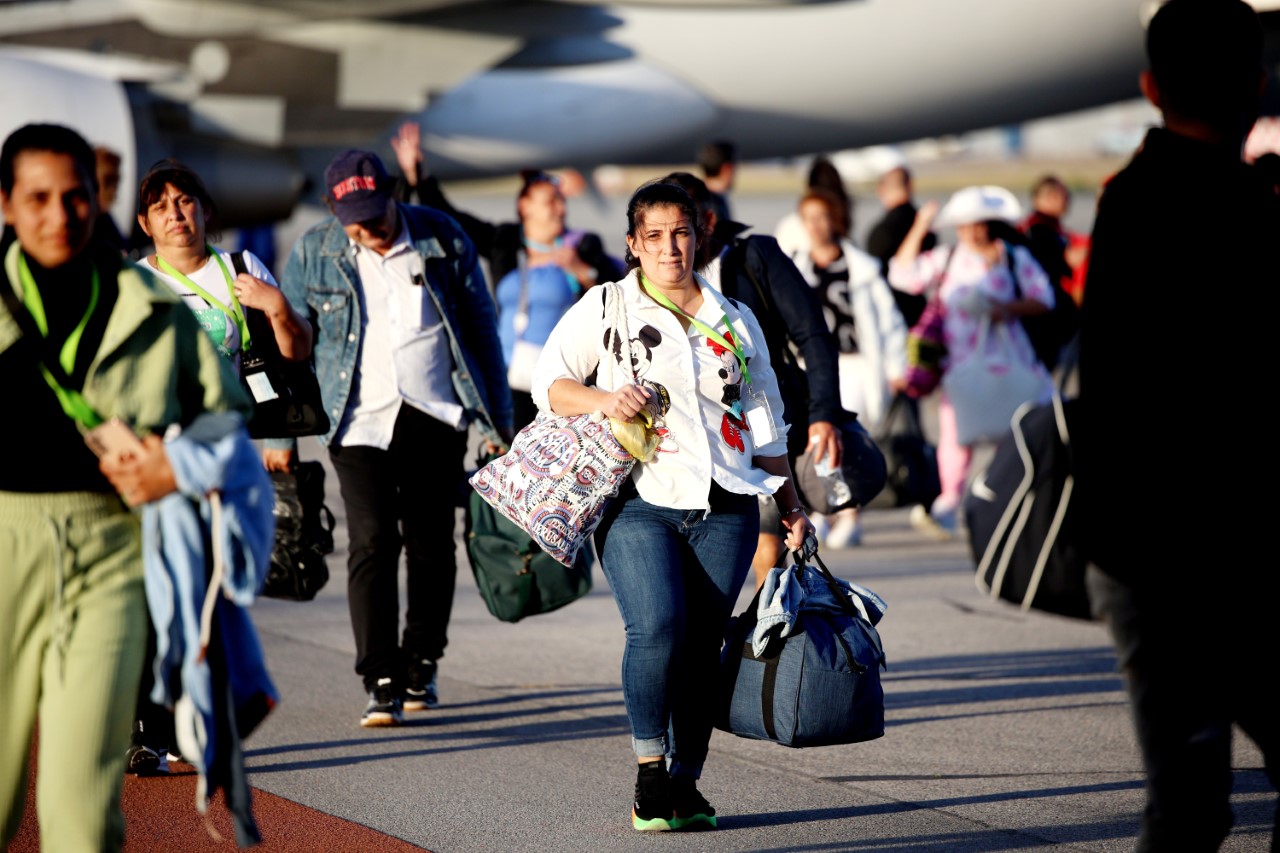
[887,185,1054,539]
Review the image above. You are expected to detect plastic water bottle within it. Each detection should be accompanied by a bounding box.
[813,455,853,507]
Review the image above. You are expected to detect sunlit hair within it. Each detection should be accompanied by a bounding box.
[137,158,218,225]
[623,179,703,272]
[517,169,561,200]
[1,123,96,196]
[799,187,850,242]
[1031,174,1069,200]
[698,140,736,178]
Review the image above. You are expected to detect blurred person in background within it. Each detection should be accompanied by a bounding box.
[1019,174,1089,307]
[698,139,738,224]
[867,165,936,328]
[774,154,853,258]
[392,120,622,429]
[1079,1,1279,848]
[93,145,127,253]
[889,185,1052,540]
[788,187,906,548]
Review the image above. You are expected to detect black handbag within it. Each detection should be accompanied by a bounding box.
[964,390,1091,620]
[869,393,942,509]
[262,461,335,601]
[229,252,330,439]
[793,415,888,514]
[464,454,594,623]
[717,548,887,748]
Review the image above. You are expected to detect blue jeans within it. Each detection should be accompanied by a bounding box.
[594,482,759,779]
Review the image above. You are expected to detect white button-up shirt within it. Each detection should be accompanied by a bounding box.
[531,269,789,512]
[335,224,465,449]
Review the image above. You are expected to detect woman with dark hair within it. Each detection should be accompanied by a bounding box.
[125,158,311,775]
[136,159,311,385]
[531,179,813,832]
[775,154,852,257]
[391,121,622,428]
[789,187,907,547]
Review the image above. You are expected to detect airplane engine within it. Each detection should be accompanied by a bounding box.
[0,49,304,233]
[0,50,137,235]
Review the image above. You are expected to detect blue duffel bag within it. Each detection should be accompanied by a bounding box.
[716,547,887,748]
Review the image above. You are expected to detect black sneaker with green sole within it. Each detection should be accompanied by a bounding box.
[632,760,674,831]
[671,775,717,830]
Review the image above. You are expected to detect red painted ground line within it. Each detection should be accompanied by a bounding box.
[9,739,432,853]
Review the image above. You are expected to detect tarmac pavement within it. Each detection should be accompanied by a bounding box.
[224,437,1273,852]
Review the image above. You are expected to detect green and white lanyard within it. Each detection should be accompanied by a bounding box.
[638,271,751,385]
[16,251,103,428]
[155,247,251,354]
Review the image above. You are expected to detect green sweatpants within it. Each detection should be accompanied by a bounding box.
[0,490,148,853]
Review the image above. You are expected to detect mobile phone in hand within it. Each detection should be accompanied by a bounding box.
[84,417,145,460]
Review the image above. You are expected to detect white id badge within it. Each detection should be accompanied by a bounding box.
[743,387,778,445]
[245,371,279,403]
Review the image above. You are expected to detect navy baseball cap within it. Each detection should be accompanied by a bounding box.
[324,149,392,225]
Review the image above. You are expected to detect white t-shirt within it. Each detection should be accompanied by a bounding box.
[144,248,276,364]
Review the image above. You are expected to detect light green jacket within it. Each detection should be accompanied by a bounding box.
[1,242,251,436]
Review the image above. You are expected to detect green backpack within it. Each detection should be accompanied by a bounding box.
[464,468,594,623]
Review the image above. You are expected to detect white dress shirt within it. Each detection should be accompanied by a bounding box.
[335,224,465,449]
[531,269,789,512]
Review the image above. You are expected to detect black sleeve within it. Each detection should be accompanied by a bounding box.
[394,168,498,261]
[747,237,843,427]
[865,221,896,271]
[573,232,623,284]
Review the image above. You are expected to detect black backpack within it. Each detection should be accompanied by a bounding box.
[998,229,1080,372]
[262,461,335,601]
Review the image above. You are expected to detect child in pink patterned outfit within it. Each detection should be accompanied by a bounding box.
[888,185,1054,539]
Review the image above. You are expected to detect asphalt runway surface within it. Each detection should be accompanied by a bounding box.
[11,184,1274,851]
[14,433,1272,852]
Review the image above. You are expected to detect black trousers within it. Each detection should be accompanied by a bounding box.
[1087,566,1279,852]
[329,405,467,692]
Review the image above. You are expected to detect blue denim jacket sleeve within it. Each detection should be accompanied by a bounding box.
[444,215,513,438]
[276,210,513,447]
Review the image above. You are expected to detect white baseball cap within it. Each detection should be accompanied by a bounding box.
[934,185,1022,229]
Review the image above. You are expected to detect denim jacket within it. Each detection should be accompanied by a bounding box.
[278,204,513,447]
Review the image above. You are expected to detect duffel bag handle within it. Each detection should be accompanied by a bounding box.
[789,540,862,624]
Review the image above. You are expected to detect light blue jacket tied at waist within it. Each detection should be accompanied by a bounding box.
[141,412,278,845]
[753,562,889,657]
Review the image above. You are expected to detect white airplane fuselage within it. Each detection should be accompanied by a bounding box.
[0,0,1163,221]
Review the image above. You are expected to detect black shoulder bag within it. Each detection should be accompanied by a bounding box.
[1005,246,1079,373]
[262,460,336,601]
[230,252,330,438]
[736,241,887,509]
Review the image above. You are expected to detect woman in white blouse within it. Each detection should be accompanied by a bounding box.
[533,180,813,832]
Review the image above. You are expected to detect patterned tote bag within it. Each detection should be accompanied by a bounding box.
[469,283,638,567]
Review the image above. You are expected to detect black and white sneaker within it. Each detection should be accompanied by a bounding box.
[360,678,403,727]
[404,658,439,711]
[125,744,170,776]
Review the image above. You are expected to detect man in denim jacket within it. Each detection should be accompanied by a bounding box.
[279,150,512,727]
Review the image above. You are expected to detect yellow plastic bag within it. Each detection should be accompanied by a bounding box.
[609,410,659,463]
